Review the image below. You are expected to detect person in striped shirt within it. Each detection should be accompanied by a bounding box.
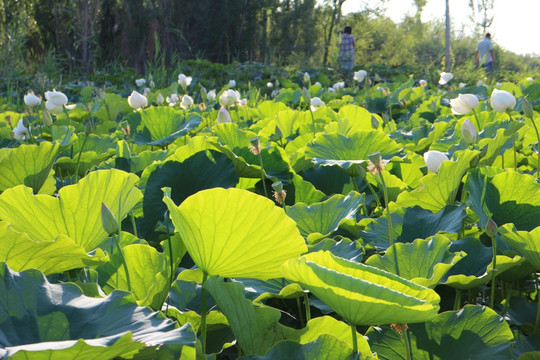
[338,25,356,71]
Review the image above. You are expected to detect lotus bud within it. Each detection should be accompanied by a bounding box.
[43,109,53,126]
[522,98,534,118]
[12,119,29,140]
[459,83,467,89]
[438,72,453,85]
[302,87,311,104]
[275,125,283,140]
[200,85,208,102]
[303,72,310,83]
[310,97,325,112]
[490,89,516,113]
[149,80,155,88]
[24,91,41,107]
[207,90,216,101]
[217,106,232,124]
[354,70,367,82]
[485,218,498,238]
[135,78,146,87]
[127,90,147,110]
[374,73,382,82]
[101,202,118,235]
[178,74,192,89]
[267,82,274,88]
[356,164,367,179]
[450,94,479,115]
[228,79,236,88]
[45,90,68,107]
[156,93,164,105]
[461,119,477,145]
[477,80,485,86]
[371,115,379,129]
[423,150,449,173]
[219,89,238,107]
[85,118,94,135]
[180,94,194,109]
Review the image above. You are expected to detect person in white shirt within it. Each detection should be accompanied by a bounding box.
[474,33,495,73]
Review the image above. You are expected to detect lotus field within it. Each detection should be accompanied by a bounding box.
[3,68,540,359]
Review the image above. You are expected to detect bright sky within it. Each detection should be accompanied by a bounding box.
[342,0,540,56]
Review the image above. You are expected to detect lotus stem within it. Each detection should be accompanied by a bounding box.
[365,180,381,208]
[507,112,517,171]
[296,297,305,327]
[378,172,393,247]
[200,272,209,353]
[472,108,481,131]
[115,200,132,293]
[453,289,462,310]
[490,237,497,309]
[527,115,540,178]
[304,293,311,322]
[403,325,412,360]
[257,153,268,198]
[74,132,89,183]
[351,324,358,353]
[308,108,316,133]
[535,277,540,332]
[130,211,138,238]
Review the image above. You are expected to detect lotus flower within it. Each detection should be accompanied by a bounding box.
[450,94,479,115]
[303,72,310,83]
[354,70,368,82]
[219,89,239,107]
[461,119,477,145]
[490,89,516,113]
[13,119,29,140]
[477,80,485,86]
[438,72,453,85]
[328,87,336,93]
[178,74,192,89]
[127,90,147,110]
[156,93,164,105]
[333,81,345,91]
[135,78,146,87]
[419,79,427,87]
[228,80,236,88]
[310,97,325,112]
[424,150,449,173]
[238,98,248,107]
[459,83,467,89]
[180,94,193,109]
[267,82,274,88]
[166,93,179,106]
[217,106,232,124]
[24,92,41,107]
[44,90,68,114]
[207,90,216,101]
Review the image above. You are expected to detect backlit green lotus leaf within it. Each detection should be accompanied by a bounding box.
[466,169,540,231]
[305,131,401,176]
[0,221,108,275]
[0,141,61,195]
[55,134,117,177]
[477,119,524,166]
[366,305,514,360]
[163,187,307,279]
[308,237,364,262]
[0,263,196,360]
[396,150,479,212]
[323,105,380,135]
[360,205,466,250]
[499,224,540,270]
[281,251,440,325]
[0,169,142,251]
[132,106,203,146]
[280,173,325,206]
[365,235,465,288]
[442,237,524,290]
[391,121,454,152]
[285,192,364,244]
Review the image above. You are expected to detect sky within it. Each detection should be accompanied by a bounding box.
[341,0,540,56]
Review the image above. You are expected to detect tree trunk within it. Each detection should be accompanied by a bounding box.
[444,0,452,71]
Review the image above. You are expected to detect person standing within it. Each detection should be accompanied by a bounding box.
[474,33,495,73]
[338,25,356,73]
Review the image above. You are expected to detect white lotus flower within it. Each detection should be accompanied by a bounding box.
[496,82,502,87]
[424,150,449,173]
[438,72,453,85]
[156,93,164,105]
[207,90,216,101]
[219,89,239,107]
[178,74,192,88]
[354,70,368,82]
[450,94,479,115]
[310,97,325,112]
[333,81,345,91]
[419,79,427,87]
[238,98,248,107]
[527,77,534,82]
[217,106,232,124]
[135,78,146,87]
[228,80,236,88]
[314,82,322,87]
[45,100,63,115]
[143,87,151,96]
[45,90,68,106]
[180,94,193,109]
[328,87,336,93]
[24,92,41,107]
[461,119,477,145]
[166,93,179,106]
[490,89,516,113]
[13,119,29,140]
[477,80,485,86]
[459,83,467,89]
[303,72,310,83]
[127,90,147,110]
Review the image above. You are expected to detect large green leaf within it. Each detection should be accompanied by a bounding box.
[281,251,440,325]
[96,244,169,310]
[359,205,466,250]
[366,305,514,360]
[499,224,540,270]
[163,187,307,279]
[0,169,142,251]
[0,221,108,275]
[365,235,465,288]
[140,150,238,237]
[132,107,203,146]
[0,263,196,359]
[0,141,61,195]
[55,134,117,177]
[466,170,540,231]
[396,150,479,212]
[305,131,401,176]
[285,192,364,243]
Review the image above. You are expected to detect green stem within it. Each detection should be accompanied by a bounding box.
[472,108,481,131]
[403,325,412,360]
[351,324,358,353]
[114,232,132,292]
[351,176,360,192]
[130,211,138,238]
[507,112,517,171]
[528,115,540,178]
[378,171,393,246]
[309,108,316,133]
[453,289,462,310]
[200,272,209,353]
[257,153,269,198]
[62,105,73,127]
[490,235,497,309]
[304,293,311,322]
[535,277,540,332]
[296,297,305,328]
[365,179,382,208]
[74,132,89,182]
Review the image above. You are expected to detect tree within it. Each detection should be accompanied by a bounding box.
[444,0,452,71]
[320,0,346,66]
[468,0,495,35]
